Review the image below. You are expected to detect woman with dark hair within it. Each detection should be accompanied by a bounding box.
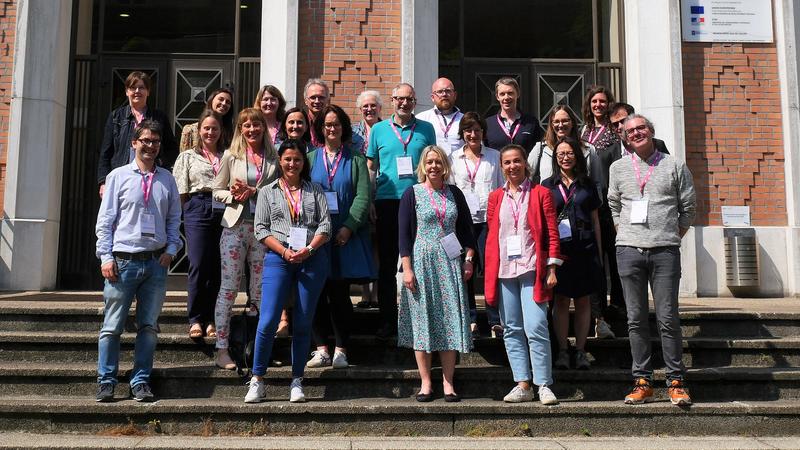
[276,106,314,153]
[180,88,234,151]
[484,77,543,154]
[245,139,332,404]
[97,71,177,196]
[448,111,504,337]
[253,84,287,145]
[580,86,618,151]
[212,108,279,370]
[305,105,375,369]
[541,137,603,370]
[173,109,226,338]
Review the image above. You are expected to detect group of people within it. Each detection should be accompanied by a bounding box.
[94,71,696,408]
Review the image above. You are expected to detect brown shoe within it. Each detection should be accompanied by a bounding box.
[668,379,692,406]
[624,378,654,404]
[189,323,203,339]
[275,320,290,337]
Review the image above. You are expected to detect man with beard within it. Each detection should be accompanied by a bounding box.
[416,78,464,156]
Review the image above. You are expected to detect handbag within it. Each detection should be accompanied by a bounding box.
[228,302,259,377]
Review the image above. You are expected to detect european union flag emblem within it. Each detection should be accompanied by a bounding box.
[690,6,704,14]
[691,17,697,23]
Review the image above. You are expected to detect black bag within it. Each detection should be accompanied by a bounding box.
[228,303,259,376]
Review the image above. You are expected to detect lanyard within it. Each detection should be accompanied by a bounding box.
[246,148,263,184]
[504,179,529,231]
[463,153,482,186]
[586,125,606,145]
[323,146,344,188]
[425,184,447,229]
[307,111,322,147]
[496,114,520,141]
[437,110,461,138]
[631,151,662,196]
[360,121,370,154]
[557,182,575,204]
[280,179,303,224]
[202,148,220,176]
[390,115,416,154]
[140,169,156,208]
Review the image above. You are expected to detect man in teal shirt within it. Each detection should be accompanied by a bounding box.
[366,83,436,339]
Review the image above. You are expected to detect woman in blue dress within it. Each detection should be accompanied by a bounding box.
[306,104,375,369]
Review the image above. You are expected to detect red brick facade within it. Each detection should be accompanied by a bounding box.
[0,0,15,213]
[297,0,402,118]
[682,42,786,226]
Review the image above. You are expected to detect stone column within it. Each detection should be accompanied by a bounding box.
[401,0,437,111]
[0,0,72,290]
[261,0,299,107]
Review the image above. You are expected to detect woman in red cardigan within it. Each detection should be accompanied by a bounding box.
[484,144,563,405]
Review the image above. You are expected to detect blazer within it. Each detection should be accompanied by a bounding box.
[212,150,279,228]
[484,184,562,306]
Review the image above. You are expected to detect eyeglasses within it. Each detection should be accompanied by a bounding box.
[361,104,379,110]
[307,95,327,101]
[625,124,649,136]
[392,96,416,104]
[611,118,626,129]
[551,119,572,127]
[127,86,147,92]
[324,122,342,129]
[137,138,161,147]
[433,88,454,97]
[555,152,575,160]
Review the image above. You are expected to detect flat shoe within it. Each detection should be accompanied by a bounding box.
[205,324,217,338]
[189,323,203,339]
[275,320,290,337]
[415,391,433,402]
[444,393,461,403]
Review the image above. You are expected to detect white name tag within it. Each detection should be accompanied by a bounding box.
[440,232,463,260]
[396,156,414,177]
[506,235,522,259]
[325,191,339,214]
[288,226,308,250]
[558,218,572,240]
[631,198,649,224]
[464,192,481,216]
[212,200,225,210]
[141,213,156,238]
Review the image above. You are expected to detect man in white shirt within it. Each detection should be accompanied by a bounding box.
[416,78,464,155]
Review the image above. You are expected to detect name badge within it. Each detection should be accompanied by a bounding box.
[325,191,339,214]
[558,218,572,240]
[631,198,649,224]
[506,235,522,259]
[212,200,225,210]
[464,192,481,216]
[396,156,414,178]
[141,213,156,238]
[440,232,463,260]
[288,226,308,250]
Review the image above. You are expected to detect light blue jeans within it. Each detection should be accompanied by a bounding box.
[499,271,553,387]
[97,257,167,387]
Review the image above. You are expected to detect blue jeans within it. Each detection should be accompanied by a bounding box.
[97,257,167,387]
[252,246,329,377]
[499,271,553,386]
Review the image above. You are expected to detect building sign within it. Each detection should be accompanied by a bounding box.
[722,206,751,227]
[681,0,773,43]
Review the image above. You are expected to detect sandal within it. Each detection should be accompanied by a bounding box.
[275,320,290,337]
[205,324,217,338]
[189,323,203,338]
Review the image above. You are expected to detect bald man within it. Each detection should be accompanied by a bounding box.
[416,77,464,156]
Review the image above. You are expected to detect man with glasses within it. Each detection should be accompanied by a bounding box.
[95,120,182,403]
[303,78,331,146]
[366,83,436,339]
[416,78,464,155]
[607,114,696,407]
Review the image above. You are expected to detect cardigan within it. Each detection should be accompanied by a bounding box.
[484,184,562,306]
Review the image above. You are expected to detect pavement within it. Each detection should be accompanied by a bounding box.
[0,434,799,449]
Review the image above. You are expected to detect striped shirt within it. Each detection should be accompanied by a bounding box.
[254,179,332,245]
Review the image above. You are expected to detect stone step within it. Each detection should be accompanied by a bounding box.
[2,361,799,402]
[0,397,798,436]
[2,331,800,369]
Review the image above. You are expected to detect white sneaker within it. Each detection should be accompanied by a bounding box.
[332,351,349,369]
[595,319,616,339]
[244,376,266,403]
[503,385,535,403]
[538,385,559,405]
[289,377,306,403]
[306,350,331,368]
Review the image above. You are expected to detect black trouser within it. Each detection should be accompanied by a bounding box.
[375,199,400,332]
[183,193,224,325]
[312,279,354,348]
[598,213,625,314]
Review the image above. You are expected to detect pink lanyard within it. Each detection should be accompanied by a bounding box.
[141,169,156,208]
[280,179,303,224]
[202,148,220,176]
[631,151,662,196]
[586,125,606,145]
[323,147,344,188]
[246,148,263,184]
[390,116,416,154]
[558,182,575,204]
[437,110,461,138]
[464,154,482,186]
[504,180,529,231]
[425,184,448,229]
[497,114,521,141]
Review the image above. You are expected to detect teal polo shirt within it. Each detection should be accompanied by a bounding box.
[366,116,436,200]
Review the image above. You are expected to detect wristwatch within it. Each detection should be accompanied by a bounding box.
[306,244,315,254]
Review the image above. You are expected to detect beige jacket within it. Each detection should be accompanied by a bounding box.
[212,150,279,228]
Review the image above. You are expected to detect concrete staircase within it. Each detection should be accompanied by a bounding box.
[0,293,799,437]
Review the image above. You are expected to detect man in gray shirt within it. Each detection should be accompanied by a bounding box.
[608,114,696,407]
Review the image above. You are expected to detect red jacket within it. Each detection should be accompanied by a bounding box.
[484,184,562,307]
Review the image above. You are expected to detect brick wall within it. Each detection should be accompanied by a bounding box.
[0,0,14,213]
[297,0,402,119]
[682,42,786,226]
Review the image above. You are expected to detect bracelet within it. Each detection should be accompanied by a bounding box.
[282,248,288,259]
